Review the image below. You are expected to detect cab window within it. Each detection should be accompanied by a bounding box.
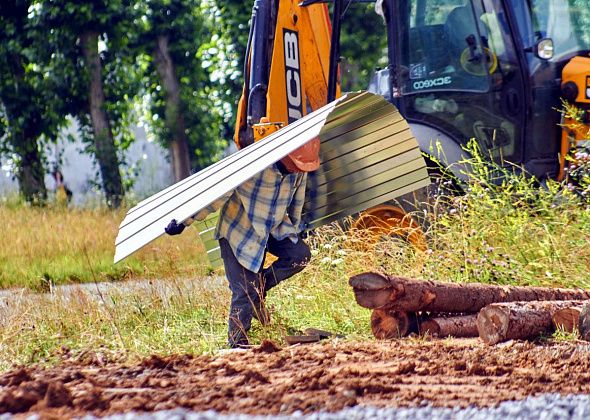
[398,0,492,94]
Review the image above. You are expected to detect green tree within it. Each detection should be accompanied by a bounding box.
[206,0,250,140]
[36,0,141,208]
[134,0,229,179]
[340,2,388,92]
[0,0,73,204]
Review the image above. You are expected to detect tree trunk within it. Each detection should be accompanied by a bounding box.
[477,300,589,345]
[11,132,46,205]
[153,35,191,182]
[349,272,590,312]
[80,30,123,208]
[370,309,420,339]
[420,314,479,338]
[351,273,394,309]
[5,53,47,204]
[579,303,590,341]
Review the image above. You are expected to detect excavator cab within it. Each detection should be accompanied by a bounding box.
[371,0,590,180]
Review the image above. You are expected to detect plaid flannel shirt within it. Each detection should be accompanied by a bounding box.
[190,165,307,273]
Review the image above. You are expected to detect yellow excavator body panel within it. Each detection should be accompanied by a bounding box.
[562,56,590,105]
[559,56,590,180]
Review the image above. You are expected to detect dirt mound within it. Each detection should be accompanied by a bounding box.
[1,339,590,418]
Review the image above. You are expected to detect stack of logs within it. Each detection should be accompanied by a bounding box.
[349,272,590,344]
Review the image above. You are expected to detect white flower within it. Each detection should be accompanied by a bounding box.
[322,243,333,250]
[336,249,347,256]
[331,258,344,266]
[321,257,332,264]
[310,249,319,256]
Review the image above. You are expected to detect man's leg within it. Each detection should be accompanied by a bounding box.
[262,235,311,294]
[219,238,265,347]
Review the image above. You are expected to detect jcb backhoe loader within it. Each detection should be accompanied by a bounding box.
[233,0,590,246]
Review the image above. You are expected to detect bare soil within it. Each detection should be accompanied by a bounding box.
[2,338,590,418]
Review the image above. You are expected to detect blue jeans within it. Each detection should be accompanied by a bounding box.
[219,235,311,347]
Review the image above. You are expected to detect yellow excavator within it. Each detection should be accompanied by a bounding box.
[231,0,590,249]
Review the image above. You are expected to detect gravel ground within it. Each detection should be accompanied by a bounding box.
[70,393,590,419]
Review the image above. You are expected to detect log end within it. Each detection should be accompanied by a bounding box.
[477,306,510,345]
[371,309,411,339]
[350,272,394,309]
[552,308,580,333]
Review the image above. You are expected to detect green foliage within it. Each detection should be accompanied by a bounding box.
[206,0,251,132]
[561,100,590,197]
[552,325,580,342]
[0,0,74,202]
[135,0,229,172]
[340,2,388,91]
[412,140,590,289]
[0,2,62,142]
[33,0,140,120]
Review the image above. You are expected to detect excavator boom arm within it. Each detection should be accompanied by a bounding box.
[234,0,339,168]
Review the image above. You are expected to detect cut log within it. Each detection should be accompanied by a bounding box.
[477,300,589,345]
[349,272,590,312]
[420,314,479,338]
[580,303,590,341]
[371,309,419,339]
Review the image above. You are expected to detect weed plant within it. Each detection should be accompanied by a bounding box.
[1,141,590,368]
[417,140,590,289]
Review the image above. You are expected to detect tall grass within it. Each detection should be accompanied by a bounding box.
[2,143,590,369]
[0,198,210,289]
[416,141,590,289]
[0,261,371,370]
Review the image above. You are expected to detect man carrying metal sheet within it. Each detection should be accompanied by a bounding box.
[113,92,430,348]
[164,164,311,348]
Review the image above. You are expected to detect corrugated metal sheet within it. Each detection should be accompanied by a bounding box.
[114,91,430,264]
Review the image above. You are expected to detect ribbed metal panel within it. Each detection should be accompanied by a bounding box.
[304,97,431,227]
[194,213,223,267]
[114,92,429,264]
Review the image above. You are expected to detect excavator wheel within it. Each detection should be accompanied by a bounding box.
[352,203,428,252]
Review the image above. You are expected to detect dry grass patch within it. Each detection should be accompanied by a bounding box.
[0,204,210,289]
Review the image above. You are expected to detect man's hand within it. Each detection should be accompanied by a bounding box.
[164,219,186,235]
